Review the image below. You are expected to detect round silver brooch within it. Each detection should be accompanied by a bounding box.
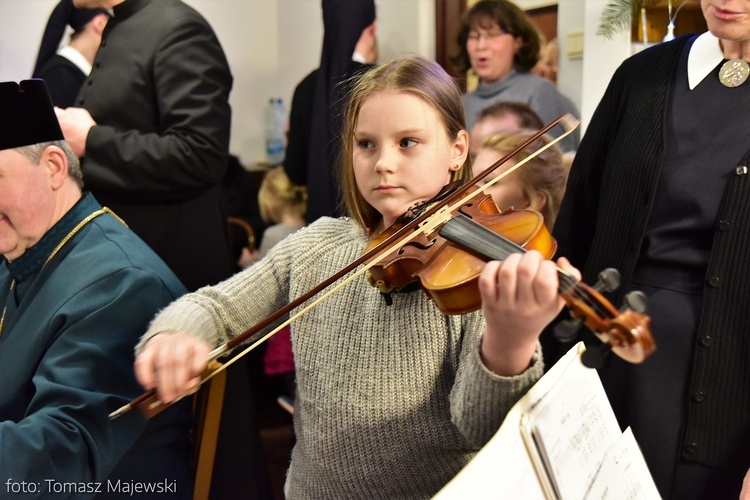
[719,59,750,88]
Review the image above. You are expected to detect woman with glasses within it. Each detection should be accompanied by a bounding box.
[453,0,579,152]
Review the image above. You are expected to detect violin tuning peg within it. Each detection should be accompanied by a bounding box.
[593,268,621,293]
[621,291,647,313]
[554,316,584,343]
[581,342,612,369]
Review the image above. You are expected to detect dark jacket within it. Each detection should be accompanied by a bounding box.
[76,0,234,291]
[552,34,750,477]
[284,0,375,222]
[36,54,86,108]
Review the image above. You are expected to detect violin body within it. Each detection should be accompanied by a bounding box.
[366,193,556,315]
[365,189,654,365]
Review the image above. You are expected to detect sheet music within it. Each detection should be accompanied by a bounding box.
[585,427,661,500]
[521,353,621,499]
[434,343,659,500]
[435,344,583,499]
[433,418,546,499]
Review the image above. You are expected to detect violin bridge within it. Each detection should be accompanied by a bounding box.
[419,206,453,236]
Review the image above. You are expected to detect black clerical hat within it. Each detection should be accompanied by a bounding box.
[0,79,64,151]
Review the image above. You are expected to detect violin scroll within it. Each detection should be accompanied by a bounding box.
[558,269,655,367]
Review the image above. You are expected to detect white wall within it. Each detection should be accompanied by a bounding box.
[556,0,584,115]
[0,0,434,165]
[0,1,61,80]
[556,0,631,136]
[579,0,630,134]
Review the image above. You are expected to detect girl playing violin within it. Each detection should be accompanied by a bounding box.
[134,55,578,498]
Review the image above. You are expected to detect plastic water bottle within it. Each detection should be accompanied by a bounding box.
[265,97,286,165]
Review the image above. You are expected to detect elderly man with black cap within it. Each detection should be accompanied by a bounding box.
[0,80,192,498]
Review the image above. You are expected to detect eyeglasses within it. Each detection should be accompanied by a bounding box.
[467,29,512,43]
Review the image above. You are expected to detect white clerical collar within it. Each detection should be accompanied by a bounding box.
[57,46,93,76]
[688,31,723,90]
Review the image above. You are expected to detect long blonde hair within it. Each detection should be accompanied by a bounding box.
[339,55,473,230]
[481,130,567,229]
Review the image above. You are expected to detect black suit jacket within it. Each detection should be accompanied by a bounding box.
[76,0,234,291]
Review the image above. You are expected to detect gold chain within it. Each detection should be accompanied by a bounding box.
[0,207,121,338]
[0,279,15,338]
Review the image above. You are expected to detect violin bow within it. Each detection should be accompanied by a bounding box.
[417,114,579,235]
[110,114,579,420]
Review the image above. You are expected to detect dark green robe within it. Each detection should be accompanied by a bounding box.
[0,193,192,499]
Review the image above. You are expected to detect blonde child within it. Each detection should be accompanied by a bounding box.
[134,55,577,498]
[256,166,306,393]
[469,100,543,158]
[473,129,567,230]
[256,166,307,258]
[238,166,307,269]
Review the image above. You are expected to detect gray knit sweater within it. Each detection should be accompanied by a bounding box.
[142,217,543,498]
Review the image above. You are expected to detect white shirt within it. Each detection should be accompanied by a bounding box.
[57,45,92,76]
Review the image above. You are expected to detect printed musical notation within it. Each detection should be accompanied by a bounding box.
[434,343,660,500]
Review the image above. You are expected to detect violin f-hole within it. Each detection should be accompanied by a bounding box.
[399,238,437,253]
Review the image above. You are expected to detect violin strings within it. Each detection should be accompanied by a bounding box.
[491,240,614,321]
[440,215,614,321]
[557,271,613,320]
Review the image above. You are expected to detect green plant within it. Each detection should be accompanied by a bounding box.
[598,0,638,39]
[598,0,684,39]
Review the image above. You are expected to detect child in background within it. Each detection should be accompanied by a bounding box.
[472,129,567,230]
[257,166,307,259]
[469,100,543,158]
[134,55,578,498]
[256,166,306,399]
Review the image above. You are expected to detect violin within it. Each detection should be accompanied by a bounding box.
[364,187,655,366]
[366,189,557,315]
[110,114,653,420]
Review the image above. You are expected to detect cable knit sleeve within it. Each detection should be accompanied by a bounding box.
[450,311,544,447]
[137,222,302,352]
